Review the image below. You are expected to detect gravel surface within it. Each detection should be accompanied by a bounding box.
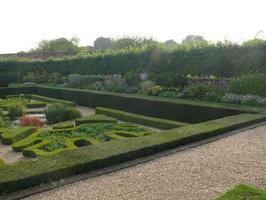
[24,124,266,200]
[0,140,26,163]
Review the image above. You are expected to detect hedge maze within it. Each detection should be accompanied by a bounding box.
[1,86,266,196]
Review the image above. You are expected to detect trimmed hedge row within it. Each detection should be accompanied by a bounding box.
[1,113,266,195]
[52,121,74,129]
[27,94,76,106]
[75,114,117,126]
[96,107,189,129]
[0,127,36,145]
[35,86,255,123]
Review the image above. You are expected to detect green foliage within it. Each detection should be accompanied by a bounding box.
[96,107,189,130]
[32,37,80,52]
[13,122,154,157]
[1,113,266,195]
[3,42,266,84]
[0,159,5,168]
[44,103,81,124]
[150,73,187,88]
[75,114,117,126]
[124,71,141,86]
[215,184,266,200]
[229,73,266,97]
[182,84,224,102]
[52,121,74,129]
[148,85,163,96]
[0,127,36,145]
[0,108,4,119]
[0,118,5,128]
[7,102,25,118]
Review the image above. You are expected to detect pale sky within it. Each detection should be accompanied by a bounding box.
[0,0,265,53]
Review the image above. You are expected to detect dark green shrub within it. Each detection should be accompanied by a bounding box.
[44,103,81,124]
[229,73,266,97]
[182,84,224,101]
[150,73,187,88]
[7,102,25,118]
[0,127,36,145]
[124,72,141,86]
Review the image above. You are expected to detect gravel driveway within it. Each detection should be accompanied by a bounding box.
[24,124,266,200]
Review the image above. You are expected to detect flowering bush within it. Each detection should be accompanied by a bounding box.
[148,85,163,96]
[20,115,44,128]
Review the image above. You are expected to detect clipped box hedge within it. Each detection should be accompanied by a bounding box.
[96,107,189,129]
[0,127,36,145]
[75,114,117,126]
[35,86,266,123]
[0,113,266,195]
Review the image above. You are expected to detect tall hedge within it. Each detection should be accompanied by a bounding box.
[0,44,266,83]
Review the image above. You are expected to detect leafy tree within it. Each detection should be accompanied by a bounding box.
[94,37,112,50]
[32,38,80,52]
[164,39,178,48]
[181,35,208,49]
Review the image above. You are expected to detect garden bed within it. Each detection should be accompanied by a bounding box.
[0,86,266,196]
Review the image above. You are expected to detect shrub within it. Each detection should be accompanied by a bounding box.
[150,73,188,88]
[20,115,44,128]
[0,108,4,119]
[0,118,5,128]
[44,103,81,124]
[124,72,141,86]
[228,73,266,97]
[182,84,224,101]
[7,102,25,118]
[148,85,163,96]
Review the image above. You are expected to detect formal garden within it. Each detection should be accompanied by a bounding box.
[1,43,266,199]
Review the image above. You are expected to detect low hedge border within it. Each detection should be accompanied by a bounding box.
[6,94,76,107]
[75,114,117,126]
[25,101,47,108]
[96,107,189,129]
[52,121,74,129]
[0,113,266,195]
[215,184,266,200]
[0,127,36,145]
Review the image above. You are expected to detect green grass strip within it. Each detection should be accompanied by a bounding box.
[215,184,266,200]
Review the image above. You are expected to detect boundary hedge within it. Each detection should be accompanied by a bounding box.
[0,113,266,195]
[96,107,189,129]
[35,86,256,123]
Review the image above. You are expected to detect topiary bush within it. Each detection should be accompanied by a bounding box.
[44,103,81,124]
[228,73,266,97]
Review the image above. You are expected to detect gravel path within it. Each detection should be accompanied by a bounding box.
[0,140,26,163]
[24,124,266,200]
[76,106,95,117]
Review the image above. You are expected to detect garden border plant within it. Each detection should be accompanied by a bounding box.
[1,86,266,196]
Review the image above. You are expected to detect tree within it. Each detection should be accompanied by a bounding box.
[93,37,112,50]
[32,38,80,52]
[181,35,208,49]
[164,39,178,48]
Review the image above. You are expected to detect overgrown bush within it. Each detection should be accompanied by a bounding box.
[124,72,141,86]
[7,102,25,118]
[228,73,266,97]
[44,103,81,124]
[181,84,224,101]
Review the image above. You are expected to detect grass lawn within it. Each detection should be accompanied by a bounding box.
[216,184,266,200]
